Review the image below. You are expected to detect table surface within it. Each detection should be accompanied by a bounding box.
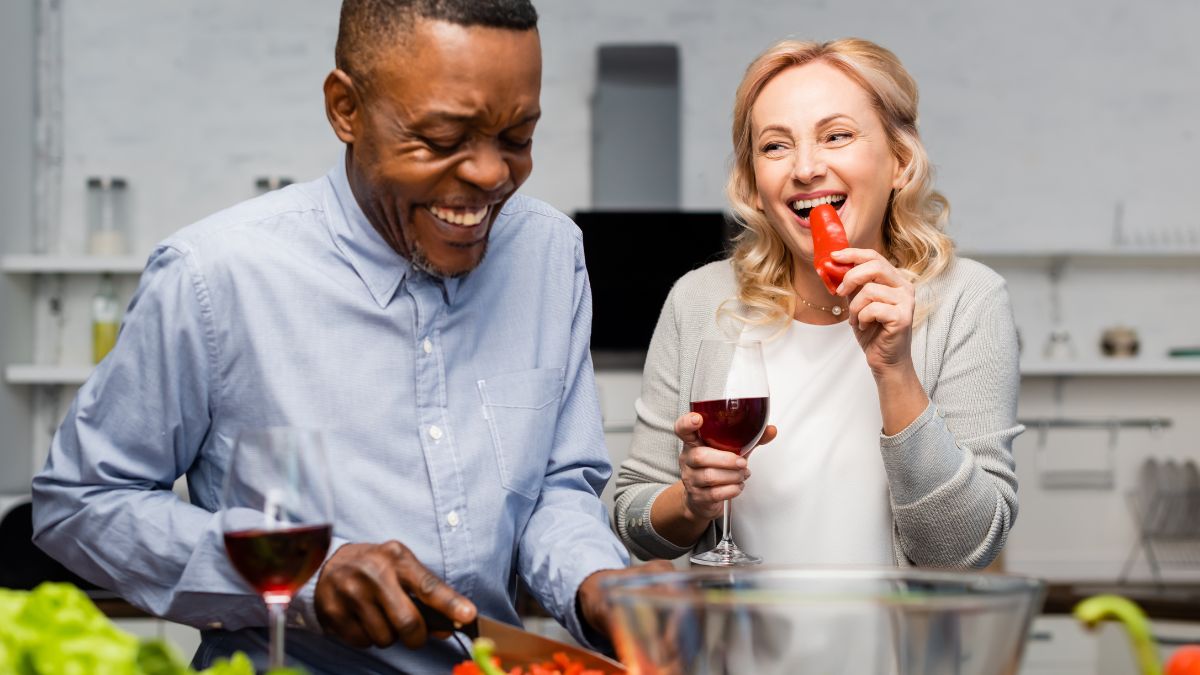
[1041,581,1200,622]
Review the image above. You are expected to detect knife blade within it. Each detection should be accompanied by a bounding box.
[411,595,626,672]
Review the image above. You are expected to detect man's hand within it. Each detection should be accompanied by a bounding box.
[576,561,675,638]
[314,541,475,649]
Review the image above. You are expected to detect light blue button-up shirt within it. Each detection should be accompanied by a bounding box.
[32,157,630,674]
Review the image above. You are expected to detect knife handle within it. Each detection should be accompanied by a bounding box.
[408,593,480,639]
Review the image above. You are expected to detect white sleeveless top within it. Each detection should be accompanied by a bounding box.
[733,320,894,565]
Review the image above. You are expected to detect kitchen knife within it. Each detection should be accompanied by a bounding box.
[412,595,627,672]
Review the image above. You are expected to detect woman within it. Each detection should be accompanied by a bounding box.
[614,38,1021,568]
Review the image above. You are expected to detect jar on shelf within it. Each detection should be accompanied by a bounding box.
[92,274,121,364]
[86,177,129,256]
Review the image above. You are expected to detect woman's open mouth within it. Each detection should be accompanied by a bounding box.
[789,193,845,220]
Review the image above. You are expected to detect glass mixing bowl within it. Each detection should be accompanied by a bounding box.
[602,567,1045,675]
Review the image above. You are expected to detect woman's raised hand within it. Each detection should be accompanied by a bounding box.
[831,248,916,376]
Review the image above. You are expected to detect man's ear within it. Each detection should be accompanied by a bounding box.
[324,68,359,144]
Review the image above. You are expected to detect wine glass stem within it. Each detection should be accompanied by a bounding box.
[720,499,733,544]
[267,599,289,669]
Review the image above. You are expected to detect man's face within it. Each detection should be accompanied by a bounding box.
[344,19,542,277]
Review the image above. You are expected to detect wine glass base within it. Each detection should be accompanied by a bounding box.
[689,540,762,567]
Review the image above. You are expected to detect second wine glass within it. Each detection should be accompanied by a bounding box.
[689,339,770,567]
[220,427,334,670]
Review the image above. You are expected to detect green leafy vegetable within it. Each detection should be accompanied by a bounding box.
[0,583,300,675]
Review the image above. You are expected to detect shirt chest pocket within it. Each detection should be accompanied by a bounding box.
[477,367,565,500]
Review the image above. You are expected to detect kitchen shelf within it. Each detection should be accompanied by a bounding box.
[1,254,145,274]
[1021,359,1200,377]
[5,364,94,386]
[961,249,1200,267]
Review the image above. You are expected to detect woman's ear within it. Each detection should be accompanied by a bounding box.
[324,68,359,144]
[891,155,910,191]
[891,142,914,191]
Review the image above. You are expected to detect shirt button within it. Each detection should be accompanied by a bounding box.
[429,425,443,440]
[447,511,460,527]
[423,339,433,354]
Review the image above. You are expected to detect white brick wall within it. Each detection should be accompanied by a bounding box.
[9,0,1200,583]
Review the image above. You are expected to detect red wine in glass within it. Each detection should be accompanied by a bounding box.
[224,524,332,600]
[220,428,334,670]
[690,397,769,455]
[689,339,769,567]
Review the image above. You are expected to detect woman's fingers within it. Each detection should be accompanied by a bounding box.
[673,412,704,446]
[832,250,909,297]
[847,282,909,328]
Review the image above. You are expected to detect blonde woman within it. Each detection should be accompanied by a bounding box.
[614,38,1021,567]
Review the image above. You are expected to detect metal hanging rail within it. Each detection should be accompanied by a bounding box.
[1019,417,1172,430]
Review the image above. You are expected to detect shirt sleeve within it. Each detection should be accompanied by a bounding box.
[880,274,1023,568]
[30,244,346,631]
[515,233,630,649]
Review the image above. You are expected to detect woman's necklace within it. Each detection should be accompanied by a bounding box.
[796,293,846,317]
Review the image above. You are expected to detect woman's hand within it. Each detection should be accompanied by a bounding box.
[831,248,916,376]
[673,412,776,522]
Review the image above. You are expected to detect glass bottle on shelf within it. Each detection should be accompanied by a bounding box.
[86,177,129,256]
[92,274,121,364]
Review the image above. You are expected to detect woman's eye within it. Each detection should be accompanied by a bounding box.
[760,142,789,157]
[825,131,854,145]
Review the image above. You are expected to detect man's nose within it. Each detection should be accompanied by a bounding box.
[458,141,511,193]
[790,145,826,184]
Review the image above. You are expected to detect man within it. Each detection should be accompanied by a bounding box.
[32,1,638,672]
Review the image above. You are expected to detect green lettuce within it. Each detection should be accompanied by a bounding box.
[0,583,298,675]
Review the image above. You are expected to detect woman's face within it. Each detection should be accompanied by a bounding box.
[750,61,904,264]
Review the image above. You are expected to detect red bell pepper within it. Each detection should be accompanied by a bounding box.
[809,203,853,296]
[1167,645,1200,675]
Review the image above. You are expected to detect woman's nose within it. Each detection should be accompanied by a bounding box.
[790,146,826,184]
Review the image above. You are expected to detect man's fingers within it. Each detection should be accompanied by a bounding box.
[314,541,474,651]
[339,620,375,649]
[395,549,475,646]
[356,599,399,648]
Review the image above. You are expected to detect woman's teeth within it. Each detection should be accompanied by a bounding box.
[790,194,846,218]
[429,205,488,226]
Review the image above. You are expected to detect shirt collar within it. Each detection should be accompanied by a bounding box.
[325,151,461,307]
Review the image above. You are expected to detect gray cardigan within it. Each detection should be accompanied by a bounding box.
[613,257,1022,568]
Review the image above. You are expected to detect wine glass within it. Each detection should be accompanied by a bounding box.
[689,339,770,567]
[220,428,334,670]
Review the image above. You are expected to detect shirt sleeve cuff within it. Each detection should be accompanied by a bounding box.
[625,485,694,560]
[289,536,351,633]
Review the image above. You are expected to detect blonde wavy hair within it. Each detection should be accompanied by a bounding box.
[725,38,954,328]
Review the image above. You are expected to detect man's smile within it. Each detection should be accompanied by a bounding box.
[428,203,490,227]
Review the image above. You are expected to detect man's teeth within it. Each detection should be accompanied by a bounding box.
[790,195,846,211]
[429,205,488,226]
